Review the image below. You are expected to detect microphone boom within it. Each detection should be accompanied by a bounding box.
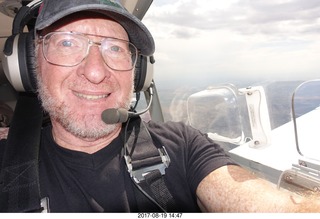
[101,84,154,124]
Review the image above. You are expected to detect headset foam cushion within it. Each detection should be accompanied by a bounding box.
[18,32,38,92]
[134,55,148,92]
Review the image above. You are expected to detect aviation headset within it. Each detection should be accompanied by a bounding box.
[2,0,154,94]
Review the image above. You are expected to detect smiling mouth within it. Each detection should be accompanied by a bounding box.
[74,92,110,100]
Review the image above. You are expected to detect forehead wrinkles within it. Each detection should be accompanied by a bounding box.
[40,12,129,41]
[68,19,129,41]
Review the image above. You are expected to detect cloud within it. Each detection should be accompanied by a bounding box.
[142,0,320,89]
[144,0,320,37]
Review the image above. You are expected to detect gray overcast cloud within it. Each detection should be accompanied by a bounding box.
[143,0,320,88]
[146,0,320,37]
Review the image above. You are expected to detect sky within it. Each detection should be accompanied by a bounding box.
[142,0,320,89]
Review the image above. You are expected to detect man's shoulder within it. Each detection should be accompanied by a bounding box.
[0,128,9,170]
[0,127,9,151]
[145,119,205,139]
[146,119,193,132]
[0,127,9,141]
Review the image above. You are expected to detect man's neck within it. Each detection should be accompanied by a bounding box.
[51,122,122,154]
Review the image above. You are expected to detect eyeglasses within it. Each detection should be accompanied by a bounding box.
[38,31,138,71]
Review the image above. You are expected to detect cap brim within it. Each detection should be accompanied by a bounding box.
[35,4,154,56]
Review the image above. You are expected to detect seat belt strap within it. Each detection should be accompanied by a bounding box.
[124,117,176,212]
[0,93,44,212]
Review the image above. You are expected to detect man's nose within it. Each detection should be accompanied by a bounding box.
[79,46,112,83]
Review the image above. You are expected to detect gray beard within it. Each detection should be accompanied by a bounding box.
[36,74,133,140]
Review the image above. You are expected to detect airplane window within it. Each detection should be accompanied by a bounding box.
[186,84,247,150]
[292,79,320,161]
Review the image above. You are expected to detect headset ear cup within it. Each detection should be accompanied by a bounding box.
[134,55,154,93]
[2,34,23,91]
[1,33,36,92]
[9,32,38,93]
[2,1,41,93]
[134,55,144,92]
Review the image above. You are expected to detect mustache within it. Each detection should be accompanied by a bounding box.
[67,80,120,91]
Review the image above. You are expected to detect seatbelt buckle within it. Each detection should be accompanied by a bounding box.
[40,197,50,213]
[124,146,170,183]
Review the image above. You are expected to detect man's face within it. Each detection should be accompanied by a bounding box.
[36,14,134,140]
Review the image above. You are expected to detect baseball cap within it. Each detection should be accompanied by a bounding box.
[35,0,155,56]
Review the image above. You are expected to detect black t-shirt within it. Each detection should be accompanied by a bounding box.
[1,120,237,212]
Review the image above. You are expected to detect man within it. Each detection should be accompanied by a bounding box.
[1,0,320,212]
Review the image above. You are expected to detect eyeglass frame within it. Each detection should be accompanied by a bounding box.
[37,31,139,71]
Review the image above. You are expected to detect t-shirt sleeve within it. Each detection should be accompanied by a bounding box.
[184,125,238,193]
[0,139,7,171]
[147,121,238,195]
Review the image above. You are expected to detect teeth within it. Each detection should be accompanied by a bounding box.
[75,92,109,100]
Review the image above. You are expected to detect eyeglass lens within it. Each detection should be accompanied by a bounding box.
[41,32,138,71]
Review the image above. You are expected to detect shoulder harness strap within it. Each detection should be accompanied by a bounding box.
[123,117,176,212]
[0,93,47,212]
